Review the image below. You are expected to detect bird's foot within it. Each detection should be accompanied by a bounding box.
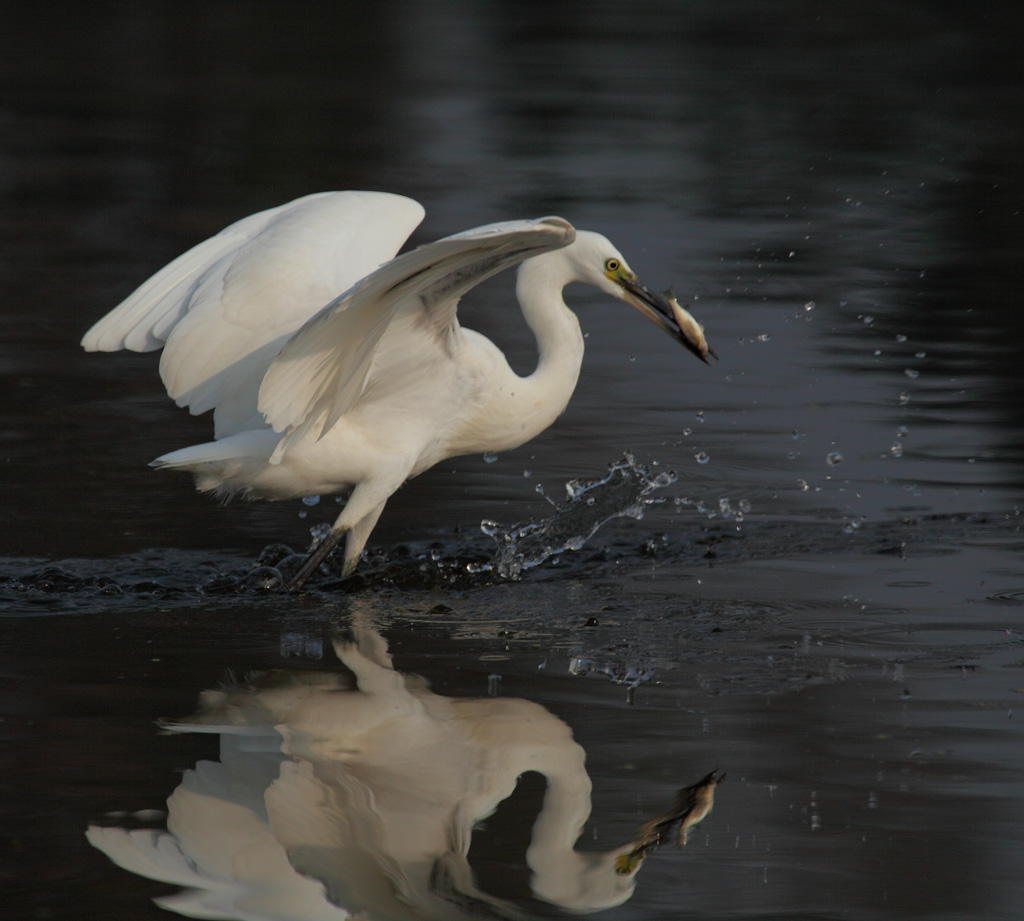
[285,529,346,591]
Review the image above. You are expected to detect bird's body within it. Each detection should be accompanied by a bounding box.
[83,192,711,586]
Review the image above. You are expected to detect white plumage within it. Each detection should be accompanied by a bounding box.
[83,191,710,587]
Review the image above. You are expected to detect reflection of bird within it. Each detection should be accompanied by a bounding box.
[82,192,712,587]
[87,627,708,919]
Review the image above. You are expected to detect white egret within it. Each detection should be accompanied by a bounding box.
[82,192,713,588]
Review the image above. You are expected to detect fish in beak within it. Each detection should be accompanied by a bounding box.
[608,264,717,363]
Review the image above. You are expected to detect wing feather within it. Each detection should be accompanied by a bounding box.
[258,217,576,463]
[82,191,426,438]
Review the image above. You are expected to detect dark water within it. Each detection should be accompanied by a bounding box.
[3,2,1024,919]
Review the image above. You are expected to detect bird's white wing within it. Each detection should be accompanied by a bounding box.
[258,216,576,463]
[82,191,425,437]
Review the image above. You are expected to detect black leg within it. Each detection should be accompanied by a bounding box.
[285,529,345,590]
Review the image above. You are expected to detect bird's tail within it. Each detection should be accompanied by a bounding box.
[152,429,280,468]
[151,429,281,498]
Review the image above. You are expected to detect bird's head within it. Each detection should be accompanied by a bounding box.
[570,231,715,363]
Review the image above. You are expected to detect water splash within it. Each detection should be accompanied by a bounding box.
[569,657,654,688]
[475,454,677,579]
[308,522,332,547]
[674,494,751,523]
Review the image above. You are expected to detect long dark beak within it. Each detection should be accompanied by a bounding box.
[617,276,716,364]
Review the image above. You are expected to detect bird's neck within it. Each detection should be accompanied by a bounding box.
[447,259,584,459]
[514,257,585,410]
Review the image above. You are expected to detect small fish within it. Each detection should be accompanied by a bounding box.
[614,769,724,875]
[663,288,717,362]
[675,769,723,845]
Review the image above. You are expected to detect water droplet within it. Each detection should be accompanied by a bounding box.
[682,427,692,436]
[695,451,710,465]
[787,451,798,460]
[890,443,904,458]
[483,452,498,464]
[756,332,770,342]
[898,391,911,405]
[915,351,926,359]
[862,315,874,325]
[895,333,907,343]
[896,425,909,437]
[797,478,809,491]
[719,497,732,516]
[904,368,920,379]
[302,495,320,507]
[522,469,532,478]
[696,411,705,423]
[739,499,752,513]
[826,451,843,467]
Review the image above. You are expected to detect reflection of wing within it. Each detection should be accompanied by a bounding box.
[86,737,351,921]
[259,217,575,462]
[266,757,409,916]
[81,191,426,437]
[85,826,204,890]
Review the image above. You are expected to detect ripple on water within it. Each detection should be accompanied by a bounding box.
[986,588,1024,606]
[782,615,1021,657]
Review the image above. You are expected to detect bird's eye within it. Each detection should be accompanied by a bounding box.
[604,258,620,272]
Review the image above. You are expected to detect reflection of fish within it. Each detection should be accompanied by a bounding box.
[615,770,724,874]
[674,769,724,845]
[663,288,717,362]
